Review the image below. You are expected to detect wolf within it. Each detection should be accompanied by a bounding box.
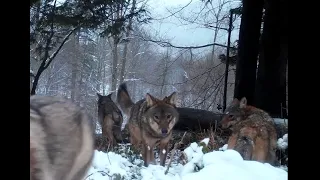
[117,83,179,167]
[227,115,278,165]
[220,97,275,130]
[97,93,123,149]
[30,95,94,180]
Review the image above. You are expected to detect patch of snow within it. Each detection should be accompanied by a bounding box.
[162,149,166,154]
[86,140,287,180]
[277,133,288,150]
[86,150,137,180]
[219,144,228,151]
[124,78,141,82]
[200,138,210,146]
[273,118,288,125]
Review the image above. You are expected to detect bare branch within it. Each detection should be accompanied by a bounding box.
[135,35,236,49]
[152,0,193,21]
[165,131,187,175]
[44,27,79,69]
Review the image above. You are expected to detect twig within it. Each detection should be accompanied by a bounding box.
[106,143,112,165]
[85,170,111,180]
[164,131,187,175]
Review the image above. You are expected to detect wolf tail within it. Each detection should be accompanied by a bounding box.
[117,83,134,116]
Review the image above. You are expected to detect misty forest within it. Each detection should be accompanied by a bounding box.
[30,0,288,170]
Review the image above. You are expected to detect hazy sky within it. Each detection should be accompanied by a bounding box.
[145,0,242,52]
[54,0,241,53]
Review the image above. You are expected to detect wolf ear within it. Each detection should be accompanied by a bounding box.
[164,92,177,105]
[146,93,156,107]
[239,97,247,108]
[106,93,113,99]
[232,98,240,104]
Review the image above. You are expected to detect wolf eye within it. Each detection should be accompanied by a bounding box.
[154,115,159,120]
[166,114,172,119]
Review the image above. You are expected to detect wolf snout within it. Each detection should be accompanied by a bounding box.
[161,128,168,134]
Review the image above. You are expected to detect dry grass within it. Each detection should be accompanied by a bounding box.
[171,127,231,152]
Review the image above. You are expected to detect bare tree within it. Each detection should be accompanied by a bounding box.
[119,0,137,85]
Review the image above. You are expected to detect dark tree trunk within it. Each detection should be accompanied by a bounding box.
[31,69,43,95]
[234,0,264,105]
[254,0,288,118]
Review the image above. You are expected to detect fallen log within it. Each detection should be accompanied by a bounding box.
[174,107,223,131]
[174,107,287,137]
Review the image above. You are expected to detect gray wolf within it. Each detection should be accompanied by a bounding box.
[220,97,274,129]
[97,93,123,149]
[222,97,278,165]
[227,115,278,165]
[117,83,179,167]
[30,95,94,180]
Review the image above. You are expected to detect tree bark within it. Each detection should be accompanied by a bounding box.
[254,0,288,118]
[111,37,119,91]
[119,0,136,85]
[71,32,79,102]
[174,107,223,131]
[233,0,264,105]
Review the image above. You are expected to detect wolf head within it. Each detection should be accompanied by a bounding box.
[220,97,247,129]
[97,93,113,105]
[144,92,179,137]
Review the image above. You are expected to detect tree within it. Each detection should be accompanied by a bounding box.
[30,0,79,95]
[254,0,288,118]
[119,0,137,85]
[30,0,149,95]
[233,0,264,105]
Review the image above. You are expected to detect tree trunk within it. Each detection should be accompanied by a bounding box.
[71,32,79,102]
[111,37,119,91]
[31,64,45,95]
[160,50,169,97]
[254,0,288,118]
[45,64,53,95]
[119,0,136,85]
[233,0,264,105]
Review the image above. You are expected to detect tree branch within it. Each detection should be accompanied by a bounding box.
[44,27,79,69]
[152,0,193,21]
[135,35,237,49]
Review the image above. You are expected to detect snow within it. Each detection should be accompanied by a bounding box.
[85,138,288,180]
[200,138,210,146]
[219,144,228,151]
[277,133,288,150]
[273,118,288,125]
[162,149,166,154]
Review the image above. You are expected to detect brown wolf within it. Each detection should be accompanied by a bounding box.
[30,95,94,180]
[117,83,179,167]
[227,116,278,165]
[97,93,123,149]
[220,97,274,129]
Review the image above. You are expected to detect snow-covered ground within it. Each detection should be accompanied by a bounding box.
[85,137,288,180]
[274,118,288,125]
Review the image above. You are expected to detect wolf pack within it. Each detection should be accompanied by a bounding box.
[30,82,282,180]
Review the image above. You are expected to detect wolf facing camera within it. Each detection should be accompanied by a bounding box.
[117,83,179,167]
